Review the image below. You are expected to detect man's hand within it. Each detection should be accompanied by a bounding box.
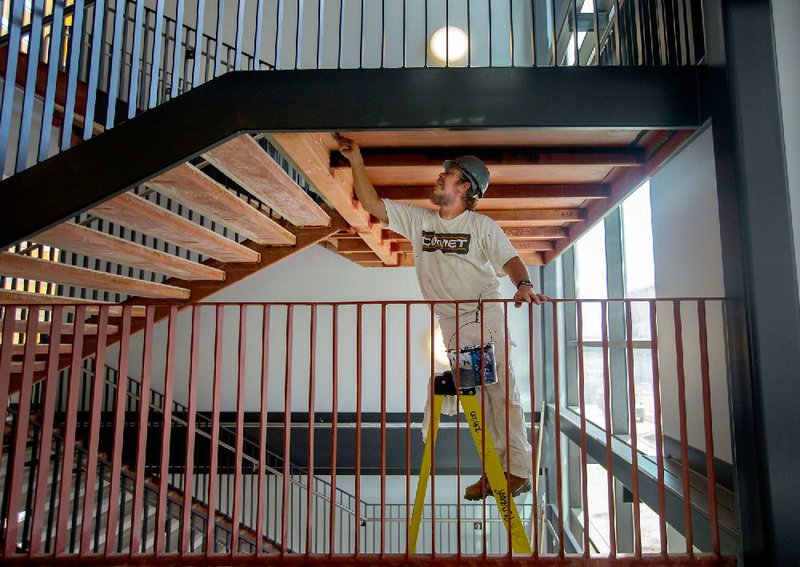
[336,134,363,166]
[513,285,548,308]
[333,133,388,223]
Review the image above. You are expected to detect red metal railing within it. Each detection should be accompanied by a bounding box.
[0,299,738,565]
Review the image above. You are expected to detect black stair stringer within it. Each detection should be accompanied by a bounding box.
[0,66,703,248]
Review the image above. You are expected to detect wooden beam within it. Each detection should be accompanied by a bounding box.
[203,134,331,227]
[545,130,695,263]
[519,252,545,266]
[11,361,46,373]
[146,163,296,246]
[270,133,398,265]
[0,253,191,299]
[91,193,260,264]
[21,208,350,387]
[35,222,226,281]
[514,241,555,252]
[11,343,73,355]
[148,208,350,302]
[376,183,610,200]
[337,239,374,253]
[0,291,144,317]
[482,209,586,226]
[0,318,118,335]
[331,148,646,168]
[390,241,413,253]
[342,252,381,262]
[504,227,568,240]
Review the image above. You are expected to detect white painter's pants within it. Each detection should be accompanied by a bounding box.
[423,307,533,479]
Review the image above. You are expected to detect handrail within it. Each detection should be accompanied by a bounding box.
[5,404,276,554]
[0,297,736,559]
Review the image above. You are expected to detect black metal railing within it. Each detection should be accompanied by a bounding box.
[0,0,705,178]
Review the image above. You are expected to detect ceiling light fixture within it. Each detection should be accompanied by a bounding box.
[429,26,469,63]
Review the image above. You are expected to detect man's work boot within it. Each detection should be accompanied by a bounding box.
[464,474,492,501]
[506,474,532,497]
[463,473,532,500]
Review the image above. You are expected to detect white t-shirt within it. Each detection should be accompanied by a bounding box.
[384,199,519,319]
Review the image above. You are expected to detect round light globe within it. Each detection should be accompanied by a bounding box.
[429,26,469,63]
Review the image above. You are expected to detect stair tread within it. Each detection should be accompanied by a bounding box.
[0,252,191,300]
[91,193,260,264]
[204,135,330,228]
[147,163,296,246]
[35,222,226,282]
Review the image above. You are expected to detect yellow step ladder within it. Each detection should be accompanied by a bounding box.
[409,371,532,554]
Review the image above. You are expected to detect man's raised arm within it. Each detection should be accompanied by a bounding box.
[337,135,388,224]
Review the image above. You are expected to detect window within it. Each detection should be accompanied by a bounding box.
[573,222,607,427]
[621,181,657,454]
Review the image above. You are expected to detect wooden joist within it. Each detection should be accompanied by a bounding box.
[0,253,191,300]
[514,241,555,252]
[10,361,46,373]
[330,148,646,168]
[270,133,398,265]
[483,209,586,226]
[204,134,331,227]
[519,252,545,266]
[11,343,73,355]
[504,227,568,240]
[376,183,610,201]
[146,163,296,246]
[91,193,260,264]
[545,130,695,262]
[35,222,226,281]
[0,318,119,335]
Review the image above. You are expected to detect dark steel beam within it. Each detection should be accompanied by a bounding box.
[701,1,800,565]
[0,66,701,248]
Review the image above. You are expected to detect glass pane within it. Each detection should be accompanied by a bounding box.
[621,181,655,299]
[575,222,607,341]
[631,349,657,455]
[580,346,606,428]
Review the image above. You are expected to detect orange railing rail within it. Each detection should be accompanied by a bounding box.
[0,298,738,564]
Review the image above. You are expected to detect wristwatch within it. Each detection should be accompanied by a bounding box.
[516,279,533,289]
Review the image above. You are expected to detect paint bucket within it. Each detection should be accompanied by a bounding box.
[447,342,499,390]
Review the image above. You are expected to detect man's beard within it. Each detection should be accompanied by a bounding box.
[430,192,454,206]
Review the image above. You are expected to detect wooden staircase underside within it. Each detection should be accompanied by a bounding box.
[1,132,346,378]
[272,128,694,267]
[1,125,694,378]
[0,63,696,377]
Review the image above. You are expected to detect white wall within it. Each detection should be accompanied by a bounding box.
[650,126,732,463]
[772,0,800,302]
[113,244,544,416]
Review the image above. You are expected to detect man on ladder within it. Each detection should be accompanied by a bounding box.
[338,135,548,502]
